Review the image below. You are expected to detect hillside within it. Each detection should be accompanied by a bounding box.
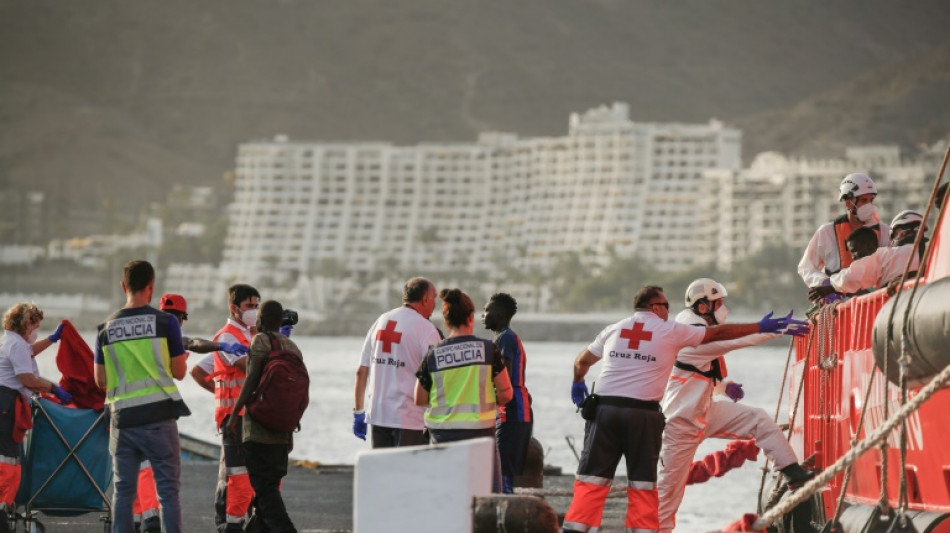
[736,40,950,158]
[1,1,949,237]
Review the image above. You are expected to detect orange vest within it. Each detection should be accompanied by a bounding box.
[211,322,250,427]
[831,216,882,274]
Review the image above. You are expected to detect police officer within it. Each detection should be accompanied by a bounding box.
[561,285,802,533]
[414,288,512,493]
[94,260,189,533]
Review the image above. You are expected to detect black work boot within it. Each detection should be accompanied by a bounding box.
[781,462,816,489]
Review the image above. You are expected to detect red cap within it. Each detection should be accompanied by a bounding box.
[160,293,188,314]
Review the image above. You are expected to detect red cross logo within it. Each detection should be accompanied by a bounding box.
[619,322,652,350]
[375,320,403,354]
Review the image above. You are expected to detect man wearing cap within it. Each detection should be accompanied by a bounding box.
[798,173,890,288]
[809,210,928,300]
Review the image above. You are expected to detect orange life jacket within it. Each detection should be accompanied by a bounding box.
[831,215,882,274]
[211,322,250,427]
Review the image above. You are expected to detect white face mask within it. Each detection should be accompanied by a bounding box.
[27,329,38,344]
[714,304,729,325]
[856,203,879,225]
[241,308,258,328]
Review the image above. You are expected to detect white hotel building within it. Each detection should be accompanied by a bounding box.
[171,104,937,311]
[216,103,741,287]
[709,145,934,272]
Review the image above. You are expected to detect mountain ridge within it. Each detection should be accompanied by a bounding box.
[1,1,949,236]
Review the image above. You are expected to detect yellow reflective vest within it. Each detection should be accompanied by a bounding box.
[421,336,500,430]
[97,307,189,428]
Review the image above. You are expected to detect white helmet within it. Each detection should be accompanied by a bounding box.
[685,278,728,308]
[890,209,923,229]
[838,173,877,201]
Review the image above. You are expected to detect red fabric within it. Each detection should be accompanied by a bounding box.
[13,394,32,443]
[55,320,105,410]
[563,480,610,529]
[0,462,20,506]
[133,464,159,516]
[625,485,659,530]
[687,439,759,485]
[721,513,765,532]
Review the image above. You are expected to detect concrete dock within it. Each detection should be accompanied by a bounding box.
[20,463,641,532]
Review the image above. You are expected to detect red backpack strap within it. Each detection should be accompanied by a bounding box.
[266,332,281,354]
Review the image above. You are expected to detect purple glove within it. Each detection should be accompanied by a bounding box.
[725,382,744,402]
[48,322,65,343]
[571,381,589,407]
[758,310,794,334]
[822,293,845,305]
[51,385,73,405]
[780,314,810,337]
[218,342,248,356]
[280,325,293,337]
[353,411,367,441]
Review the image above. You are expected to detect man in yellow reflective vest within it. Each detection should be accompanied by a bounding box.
[94,260,190,533]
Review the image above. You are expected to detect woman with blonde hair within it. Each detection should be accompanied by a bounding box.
[0,302,71,531]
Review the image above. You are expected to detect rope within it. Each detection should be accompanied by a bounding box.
[752,360,950,531]
[514,486,627,498]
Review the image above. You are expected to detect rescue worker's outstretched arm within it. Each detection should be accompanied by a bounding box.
[702,311,798,344]
[190,365,215,393]
[494,368,513,406]
[682,332,778,357]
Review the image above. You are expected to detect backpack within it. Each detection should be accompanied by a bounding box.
[246,333,310,432]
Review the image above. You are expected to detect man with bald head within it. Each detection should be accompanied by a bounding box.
[353,277,442,448]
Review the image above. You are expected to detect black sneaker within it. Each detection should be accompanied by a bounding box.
[781,463,816,489]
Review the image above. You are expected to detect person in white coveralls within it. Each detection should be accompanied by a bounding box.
[657,278,814,533]
[798,172,890,289]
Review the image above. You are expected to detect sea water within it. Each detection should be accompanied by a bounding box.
[42,333,793,532]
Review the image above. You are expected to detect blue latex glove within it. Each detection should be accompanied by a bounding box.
[48,322,65,343]
[757,310,794,334]
[571,381,589,407]
[218,342,248,356]
[51,385,73,405]
[353,411,367,441]
[280,325,293,337]
[725,382,744,402]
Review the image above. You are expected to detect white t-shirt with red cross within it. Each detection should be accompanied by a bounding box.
[587,310,706,401]
[359,306,441,430]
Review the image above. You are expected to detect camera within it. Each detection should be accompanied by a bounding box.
[281,309,299,327]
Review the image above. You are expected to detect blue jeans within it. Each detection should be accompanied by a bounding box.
[110,419,182,533]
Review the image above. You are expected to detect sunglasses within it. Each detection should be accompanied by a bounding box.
[651,302,669,309]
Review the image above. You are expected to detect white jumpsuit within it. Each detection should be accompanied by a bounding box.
[657,309,798,533]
